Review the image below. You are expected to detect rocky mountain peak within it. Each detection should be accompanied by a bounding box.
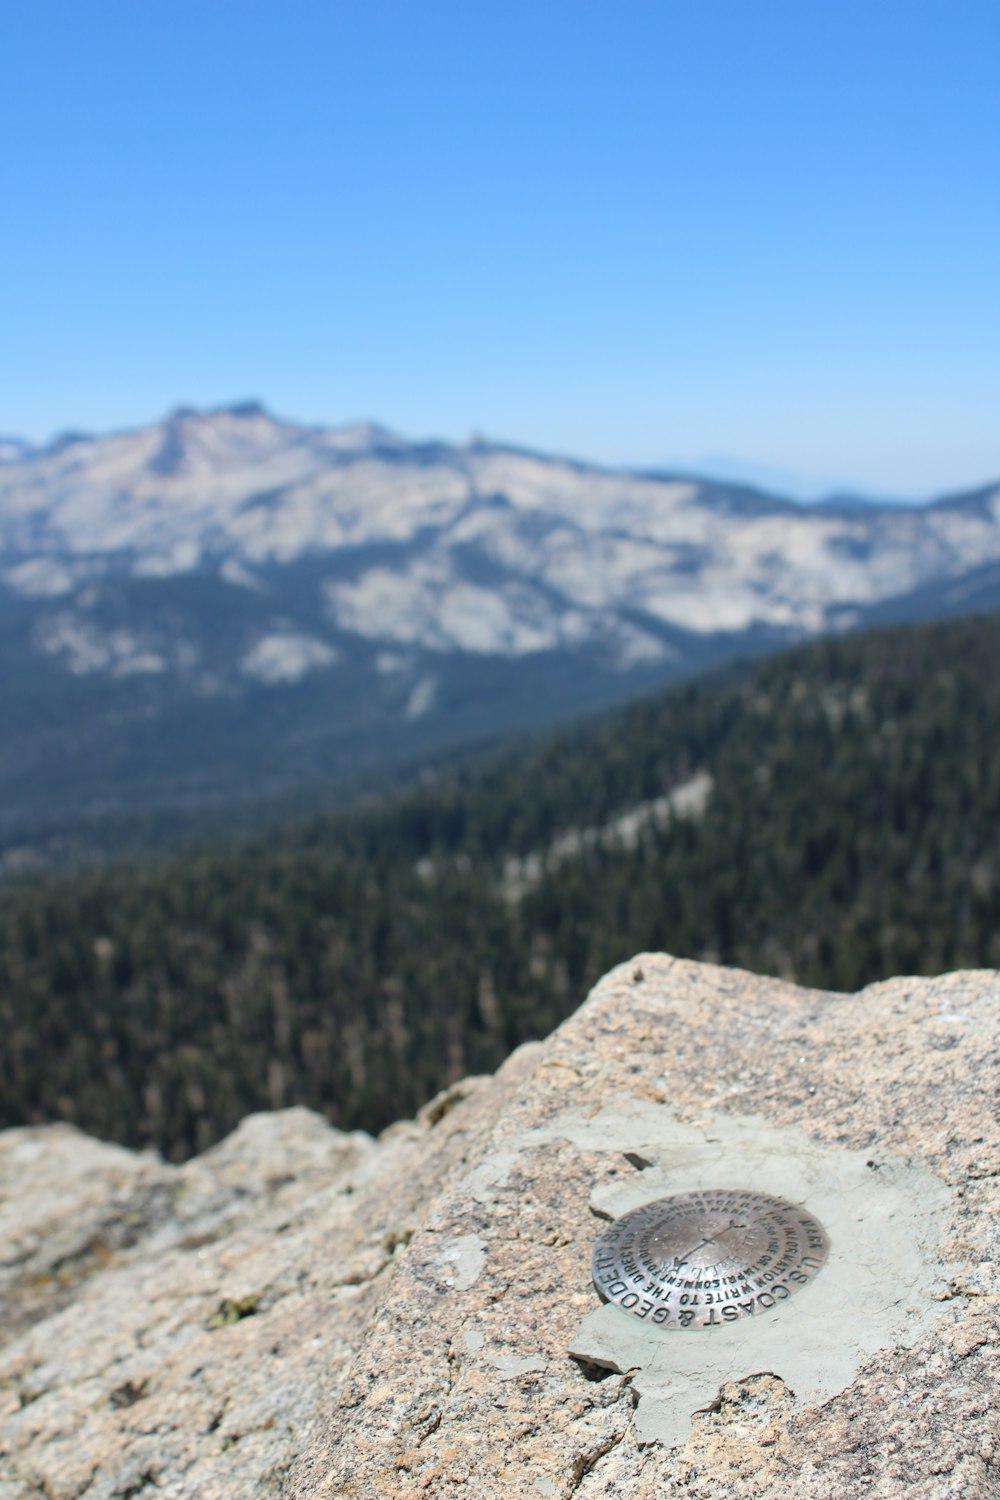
[2,410,1000,837]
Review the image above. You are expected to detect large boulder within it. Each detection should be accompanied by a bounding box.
[2,957,997,1498]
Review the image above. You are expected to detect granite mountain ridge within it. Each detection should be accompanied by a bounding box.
[3,403,999,838]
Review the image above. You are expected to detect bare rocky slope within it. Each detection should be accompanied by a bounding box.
[2,955,998,1498]
[4,404,1000,840]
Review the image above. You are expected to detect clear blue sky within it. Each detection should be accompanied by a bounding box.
[3,0,998,496]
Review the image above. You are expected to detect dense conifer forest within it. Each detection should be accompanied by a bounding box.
[3,610,999,1159]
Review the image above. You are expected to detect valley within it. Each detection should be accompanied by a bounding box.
[3,609,998,1158]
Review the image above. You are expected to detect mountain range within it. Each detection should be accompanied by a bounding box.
[3,402,1000,845]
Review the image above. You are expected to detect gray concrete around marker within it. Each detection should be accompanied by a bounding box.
[546,1100,955,1445]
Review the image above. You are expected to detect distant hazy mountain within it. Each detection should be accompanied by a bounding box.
[2,403,999,841]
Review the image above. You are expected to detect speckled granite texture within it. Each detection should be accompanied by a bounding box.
[2,957,998,1498]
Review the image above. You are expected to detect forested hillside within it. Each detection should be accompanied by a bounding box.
[3,610,999,1159]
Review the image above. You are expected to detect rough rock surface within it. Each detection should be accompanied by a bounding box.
[2,956,998,1498]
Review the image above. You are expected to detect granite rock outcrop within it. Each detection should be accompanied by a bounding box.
[2,956,998,1498]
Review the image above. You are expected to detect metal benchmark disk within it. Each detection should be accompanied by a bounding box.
[592,1188,829,1329]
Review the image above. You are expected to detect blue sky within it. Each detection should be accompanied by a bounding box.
[3,0,998,496]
